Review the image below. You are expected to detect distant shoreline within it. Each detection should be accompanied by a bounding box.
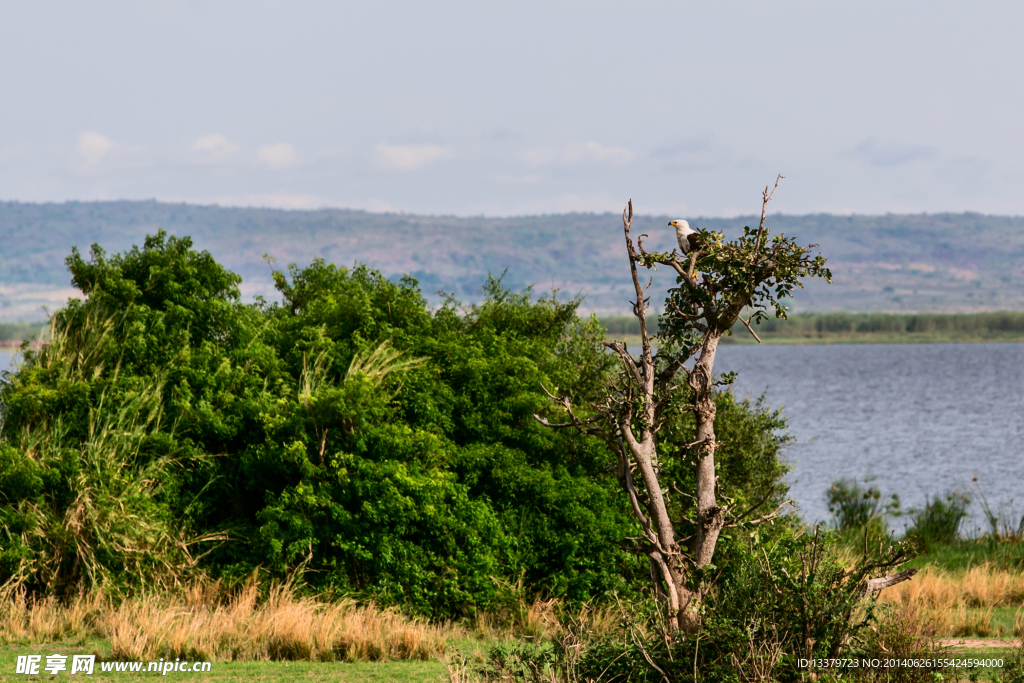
[601,311,1024,347]
[721,333,1024,345]
[612,333,1024,347]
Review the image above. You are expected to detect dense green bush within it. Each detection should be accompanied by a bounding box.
[0,232,795,618]
[827,476,901,533]
[904,491,970,548]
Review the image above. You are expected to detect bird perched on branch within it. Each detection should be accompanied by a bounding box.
[669,219,699,255]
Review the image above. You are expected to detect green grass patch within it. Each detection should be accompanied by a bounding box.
[905,539,1024,573]
[988,606,1023,638]
[1,642,448,682]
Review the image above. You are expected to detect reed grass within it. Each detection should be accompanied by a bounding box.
[879,563,1024,638]
[0,578,468,662]
[0,578,614,663]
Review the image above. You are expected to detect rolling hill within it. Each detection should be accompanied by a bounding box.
[2,201,1023,321]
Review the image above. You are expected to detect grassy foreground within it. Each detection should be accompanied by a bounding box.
[2,550,1021,678]
[1,645,445,682]
[0,579,568,681]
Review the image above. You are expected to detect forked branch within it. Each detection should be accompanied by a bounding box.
[756,174,784,251]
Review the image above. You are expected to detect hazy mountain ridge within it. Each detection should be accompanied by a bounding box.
[2,201,1023,320]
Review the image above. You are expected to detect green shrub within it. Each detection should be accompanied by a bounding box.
[551,527,919,682]
[827,476,901,533]
[905,491,970,547]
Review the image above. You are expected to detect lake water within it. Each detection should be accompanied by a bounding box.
[716,342,1024,532]
[2,344,1022,532]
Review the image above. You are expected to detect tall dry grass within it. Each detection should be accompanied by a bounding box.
[879,563,1024,638]
[0,579,464,662]
[0,578,611,663]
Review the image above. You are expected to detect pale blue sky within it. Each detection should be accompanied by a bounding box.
[1,1,1022,216]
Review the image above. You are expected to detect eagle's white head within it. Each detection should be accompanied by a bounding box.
[669,219,697,254]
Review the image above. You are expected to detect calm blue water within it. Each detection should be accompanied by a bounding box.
[716,342,1024,532]
[2,344,1022,531]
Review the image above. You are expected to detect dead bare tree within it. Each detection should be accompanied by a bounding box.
[536,178,833,633]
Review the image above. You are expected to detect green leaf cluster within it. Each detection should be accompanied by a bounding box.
[647,223,831,345]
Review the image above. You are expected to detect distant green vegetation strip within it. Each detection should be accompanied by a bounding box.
[598,312,1024,344]
[0,321,44,345]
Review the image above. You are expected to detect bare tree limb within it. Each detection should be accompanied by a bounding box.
[739,315,763,344]
[866,568,918,593]
[728,488,776,525]
[687,250,700,282]
[727,499,794,528]
[532,414,602,431]
[603,341,645,388]
[756,174,784,251]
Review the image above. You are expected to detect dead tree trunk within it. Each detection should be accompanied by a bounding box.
[536,178,834,634]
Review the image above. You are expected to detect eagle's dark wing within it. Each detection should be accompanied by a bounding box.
[686,233,700,252]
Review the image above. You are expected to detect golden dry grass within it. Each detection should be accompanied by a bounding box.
[879,563,1024,638]
[0,578,616,664]
[0,579,464,662]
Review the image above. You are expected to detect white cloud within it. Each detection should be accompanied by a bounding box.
[257,143,298,169]
[192,133,239,160]
[374,142,454,171]
[519,142,634,167]
[77,131,115,165]
[581,141,633,164]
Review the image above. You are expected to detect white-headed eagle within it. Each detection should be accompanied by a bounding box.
[669,219,699,255]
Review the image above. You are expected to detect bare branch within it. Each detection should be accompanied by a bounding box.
[866,568,918,593]
[621,455,659,547]
[727,499,794,528]
[686,250,700,282]
[539,383,561,401]
[729,488,775,524]
[649,551,681,623]
[532,414,602,430]
[756,174,784,251]
[670,482,696,500]
[603,341,645,388]
[635,237,699,290]
[738,315,763,344]
[759,174,784,233]
[319,429,328,461]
